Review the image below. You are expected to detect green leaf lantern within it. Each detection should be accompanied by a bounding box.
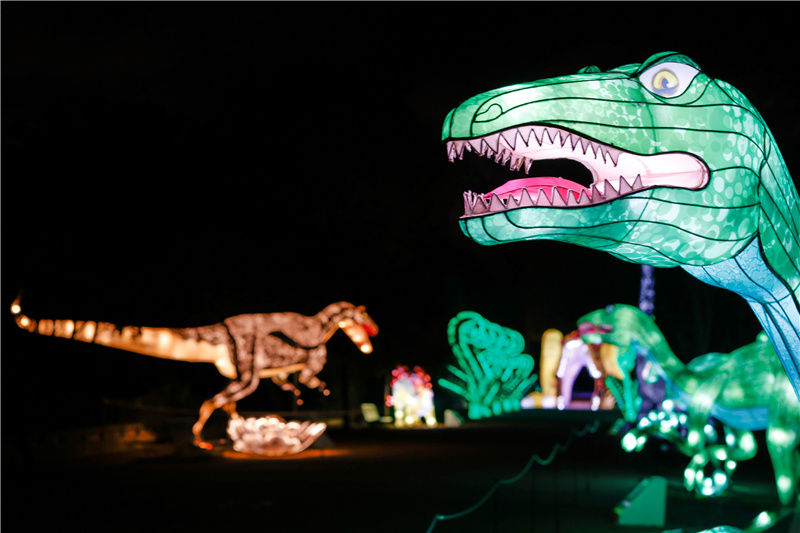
[440,311,537,419]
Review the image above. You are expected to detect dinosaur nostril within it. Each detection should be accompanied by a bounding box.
[475,103,503,122]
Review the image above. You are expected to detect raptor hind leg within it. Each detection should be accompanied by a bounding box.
[223,402,242,420]
[193,370,261,449]
[271,375,304,404]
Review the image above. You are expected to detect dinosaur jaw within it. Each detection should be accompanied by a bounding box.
[446,124,709,217]
[339,319,374,354]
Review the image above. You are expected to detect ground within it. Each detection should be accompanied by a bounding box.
[4,410,797,533]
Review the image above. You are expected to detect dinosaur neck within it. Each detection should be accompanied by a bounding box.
[682,237,800,399]
[625,321,684,378]
[316,302,358,343]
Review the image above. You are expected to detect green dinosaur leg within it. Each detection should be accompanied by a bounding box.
[681,370,730,496]
[766,375,800,507]
[685,362,733,449]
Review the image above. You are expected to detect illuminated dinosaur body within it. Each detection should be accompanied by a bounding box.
[442,52,800,400]
[11,299,378,448]
[555,331,605,410]
[578,304,798,506]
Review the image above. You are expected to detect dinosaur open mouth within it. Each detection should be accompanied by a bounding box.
[446,124,709,217]
[339,319,374,354]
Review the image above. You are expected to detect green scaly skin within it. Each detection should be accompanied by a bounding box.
[578,304,799,509]
[442,52,800,401]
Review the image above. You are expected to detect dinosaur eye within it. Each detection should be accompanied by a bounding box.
[639,61,699,98]
[652,69,678,94]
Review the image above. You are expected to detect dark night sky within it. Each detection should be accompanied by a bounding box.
[3,2,799,427]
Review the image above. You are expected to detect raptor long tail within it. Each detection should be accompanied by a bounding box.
[10,294,233,375]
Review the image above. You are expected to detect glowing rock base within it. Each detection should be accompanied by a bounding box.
[226,415,326,456]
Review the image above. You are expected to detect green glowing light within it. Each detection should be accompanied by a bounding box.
[605,345,641,422]
[439,311,537,419]
[753,511,774,529]
[577,304,800,504]
[768,427,796,447]
[777,475,792,494]
[621,432,638,452]
[684,468,695,486]
[740,432,755,454]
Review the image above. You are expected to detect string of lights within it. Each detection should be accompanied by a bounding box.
[425,420,601,533]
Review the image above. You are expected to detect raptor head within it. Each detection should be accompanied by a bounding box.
[338,304,378,354]
[577,304,657,354]
[575,321,613,347]
[443,52,766,268]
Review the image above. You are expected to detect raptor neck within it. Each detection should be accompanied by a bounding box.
[317,302,359,342]
[625,323,684,378]
[682,237,800,399]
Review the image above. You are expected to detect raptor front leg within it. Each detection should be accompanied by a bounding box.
[298,346,330,395]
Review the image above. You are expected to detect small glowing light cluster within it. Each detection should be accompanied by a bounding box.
[621,399,745,498]
[439,311,537,419]
[226,415,326,456]
[578,304,800,505]
[386,365,437,427]
[684,447,736,498]
[621,399,686,451]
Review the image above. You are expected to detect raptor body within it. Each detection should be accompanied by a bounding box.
[12,298,378,447]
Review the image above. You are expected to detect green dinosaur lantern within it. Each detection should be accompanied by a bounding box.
[578,304,799,507]
[439,311,537,419]
[442,52,800,401]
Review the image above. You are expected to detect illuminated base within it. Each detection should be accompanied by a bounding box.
[226,415,326,456]
[522,391,611,411]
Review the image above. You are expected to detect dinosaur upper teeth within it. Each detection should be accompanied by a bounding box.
[461,174,644,216]
[447,125,622,167]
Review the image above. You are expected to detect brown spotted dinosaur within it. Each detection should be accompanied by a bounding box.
[11,297,378,449]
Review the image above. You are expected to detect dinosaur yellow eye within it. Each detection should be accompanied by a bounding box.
[639,61,700,98]
[652,69,679,95]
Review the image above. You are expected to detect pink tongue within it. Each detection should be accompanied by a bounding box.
[487,177,585,203]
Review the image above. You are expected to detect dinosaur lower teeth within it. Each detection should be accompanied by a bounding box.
[462,175,644,217]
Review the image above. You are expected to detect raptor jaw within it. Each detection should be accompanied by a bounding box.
[339,319,373,354]
[446,124,709,217]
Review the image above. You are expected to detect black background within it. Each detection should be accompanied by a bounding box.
[3,2,799,429]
